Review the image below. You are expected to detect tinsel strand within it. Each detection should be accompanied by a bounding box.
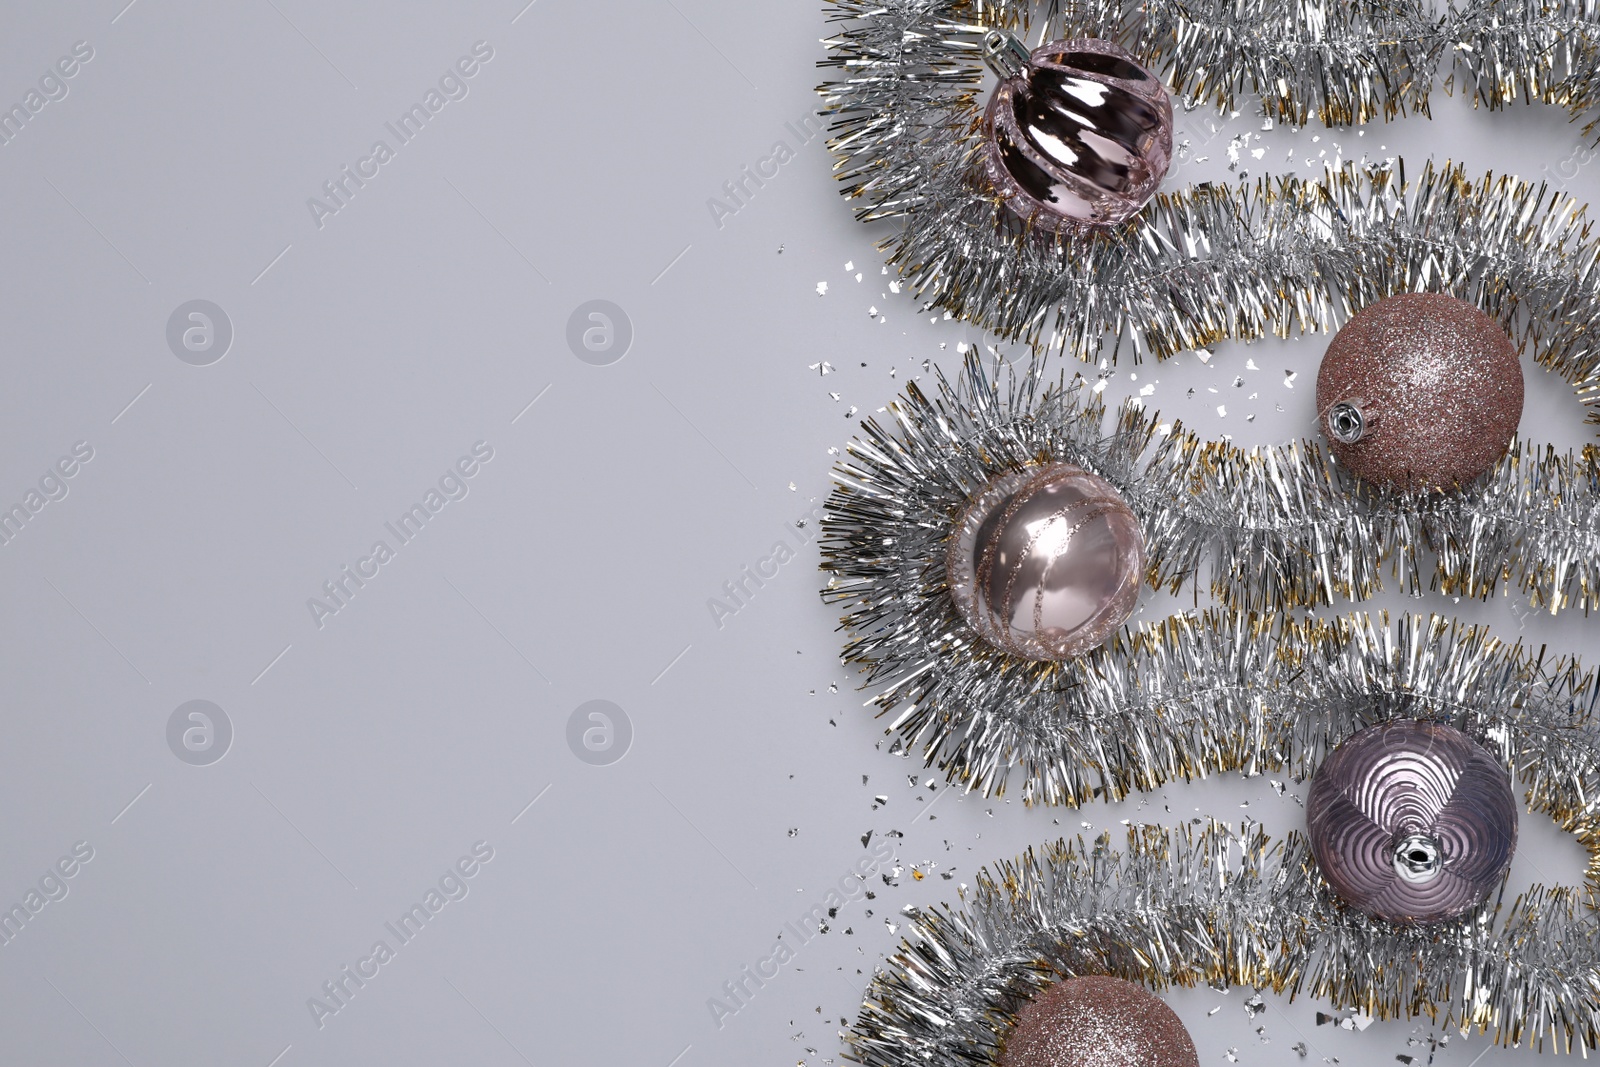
[819,1,1600,428]
[848,822,1600,1064]
[821,357,1600,804]
[822,355,1600,669]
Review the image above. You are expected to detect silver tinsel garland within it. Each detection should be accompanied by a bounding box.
[847,820,1600,1064]
[820,356,1600,802]
[892,0,1600,127]
[818,2,1600,426]
[820,2,1600,1057]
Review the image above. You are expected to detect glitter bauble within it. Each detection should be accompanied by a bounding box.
[1306,720,1518,924]
[946,462,1144,661]
[1315,293,1524,491]
[999,975,1199,1067]
[979,33,1173,231]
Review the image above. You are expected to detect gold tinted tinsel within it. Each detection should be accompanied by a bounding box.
[920,0,1600,127]
[820,356,1600,802]
[819,1,1600,426]
[848,819,1600,1065]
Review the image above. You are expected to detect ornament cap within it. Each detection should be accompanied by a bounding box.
[1391,831,1443,884]
[1326,400,1369,444]
[980,30,1031,80]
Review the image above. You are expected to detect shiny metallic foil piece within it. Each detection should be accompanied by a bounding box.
[1306,720,1518,924]
[981,38,1172,231]
[999,976,1197,1067]
[947,463,1144,660]
[1316,294,1524,491]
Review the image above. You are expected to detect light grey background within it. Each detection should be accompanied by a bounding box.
[0,1,1595,1064]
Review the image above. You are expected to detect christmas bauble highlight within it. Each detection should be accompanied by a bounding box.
[1315,293,1523,491]
[1306,720,1518,924]
[999,975,1199,1067]
[946,463,1144,661]
[980,34,1173,231]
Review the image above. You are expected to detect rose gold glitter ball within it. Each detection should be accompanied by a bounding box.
[998,976,1199,1067]
[1315,293,1523,491]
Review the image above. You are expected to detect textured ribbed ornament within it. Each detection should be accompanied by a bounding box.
[1306,720,1518,924]
[1315,293,1524,491]
[999,975,1198,1067]
[946,463,1144,661]
[980,33,1174,231]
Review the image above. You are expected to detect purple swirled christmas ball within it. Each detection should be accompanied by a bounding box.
[999,975,1199,1067]
[1306,720,1518,924]
[979,32,1173,231]
[946,462,1145,661]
